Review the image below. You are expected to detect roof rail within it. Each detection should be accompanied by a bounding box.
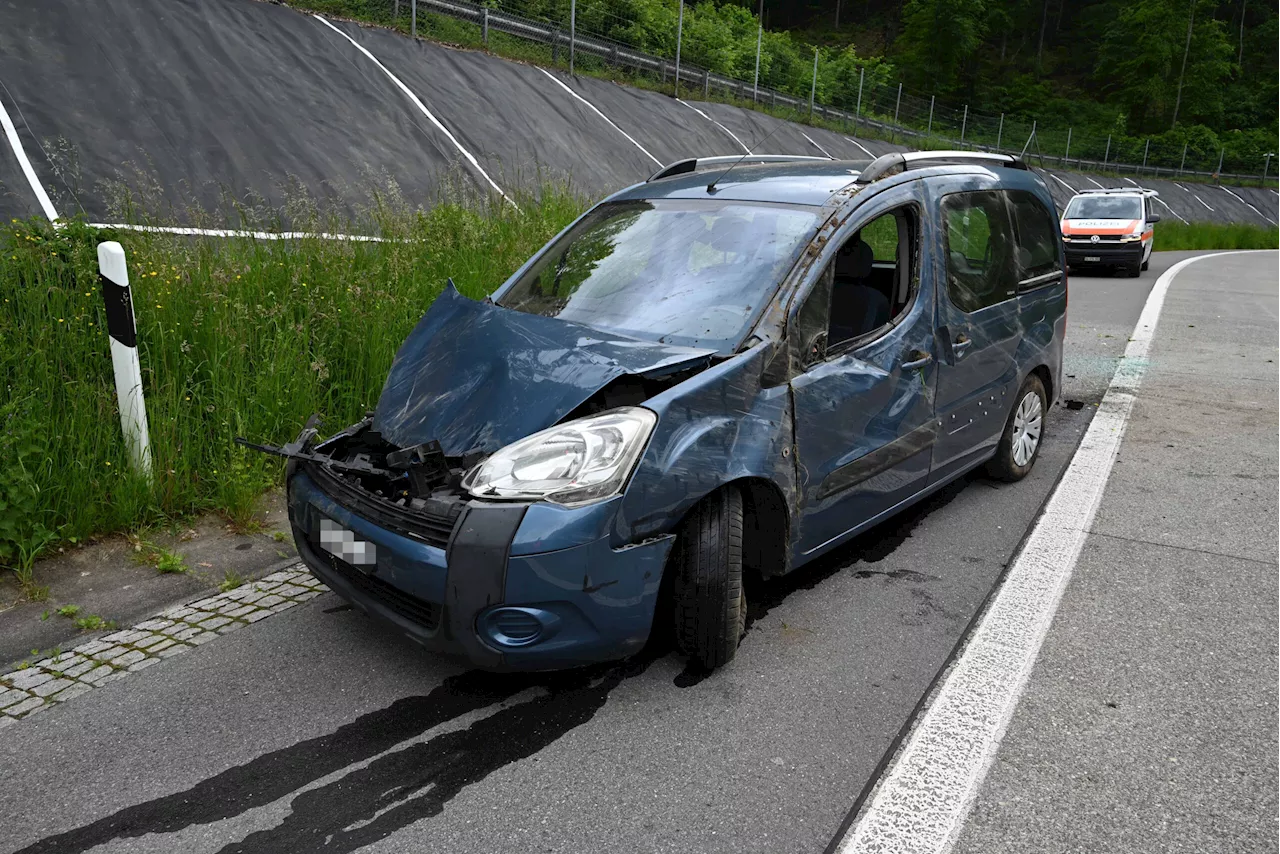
[648,154,831,182]
[855,151,1027,185]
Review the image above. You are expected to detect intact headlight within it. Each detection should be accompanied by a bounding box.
[462,407,657,506]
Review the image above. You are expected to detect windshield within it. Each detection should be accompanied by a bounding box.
[1064,195,1143,220]
[498,199,822,351]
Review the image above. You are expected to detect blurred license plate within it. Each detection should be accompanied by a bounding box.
[317,516,377,566]
[1084,255,1101,262]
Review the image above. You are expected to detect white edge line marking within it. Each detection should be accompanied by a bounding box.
[0,89,59,220]
[1083,176,1105,189]
[1122,177,1139,186]
[89,223,386,241]
[1191,193,1214,212]
[1150,196,1189,224]
[800,131,834,160]
[676,99,750,154]
[837,251,1250,854]
[312,15,516,207]
[844,136,875,158]
[1173,181,1192,192]
[1219,185,1276,225]
[536,68,661,166]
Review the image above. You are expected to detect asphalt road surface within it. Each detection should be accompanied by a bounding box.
[1,251,1275,854]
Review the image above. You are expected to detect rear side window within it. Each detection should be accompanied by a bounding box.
[1006,190,1062,283]
[942,192,1019,313]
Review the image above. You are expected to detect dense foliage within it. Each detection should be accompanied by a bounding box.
[482,0,1276,170]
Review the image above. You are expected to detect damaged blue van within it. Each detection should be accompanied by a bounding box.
[262,151,1066,671]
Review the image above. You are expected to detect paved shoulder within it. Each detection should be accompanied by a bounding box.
[954,251,1279,854]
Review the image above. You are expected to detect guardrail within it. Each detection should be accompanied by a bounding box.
[408,0,1272,186]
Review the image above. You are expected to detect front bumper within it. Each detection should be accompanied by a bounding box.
[1064,241,1143,267]
[288,470,673,671]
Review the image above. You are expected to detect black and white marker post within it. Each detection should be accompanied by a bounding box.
[97,241,153,480]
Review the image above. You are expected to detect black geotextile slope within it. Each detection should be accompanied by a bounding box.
[0,0,1273,228]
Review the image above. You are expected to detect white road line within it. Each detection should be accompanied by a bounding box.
[89,223,386,241]
[1048,173,1076,192]
[1190,192,1214,212]
[797,131,833,159]
[1173,181,1192,192]
[313,15,516,207]
[836,252,1247,854]
[1083,175,1106,189]
[1150,196,1189,224]
[844,136,875,158]
[536,68,661,166]
[0,88,59,220]
[1218,185,1276,225]
[1122,177,1139,187]
[676,99,750,153]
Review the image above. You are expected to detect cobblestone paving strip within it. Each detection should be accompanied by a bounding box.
[0,566,325,728]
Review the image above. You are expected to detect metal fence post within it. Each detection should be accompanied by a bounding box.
[482,6,489,46]
[1064,127,1071,163]
[411,0,416,38]
[926,95,934,136]
[1265,153,1274,184]
[97,241,153,480]
[570,0,576,75]
[1020,120,1036,158]
[704,68,710,98]
[1178,142,1187,175]
[893,82,902,126]
[960,105,968,146]
[753,21,762,101]
[854,67,864,136]
[674,0,683,96]
[1141,138,1150,173]
[809,48,818,119]
[1103,134,1111,169]
[995,113,1004,151]
[1216,147,1225,178]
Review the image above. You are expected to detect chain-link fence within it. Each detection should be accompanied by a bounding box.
[377,0,1276,184]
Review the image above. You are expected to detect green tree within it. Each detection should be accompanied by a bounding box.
[894,0,988,93]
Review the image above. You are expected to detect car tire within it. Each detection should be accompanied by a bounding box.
[1127,261,1141,278]
[672,486,746,670]
[1141,257,1150,272]
[987,374,1047,483]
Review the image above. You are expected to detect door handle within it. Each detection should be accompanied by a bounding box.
[952,334,973,358]
[902,350,933,370]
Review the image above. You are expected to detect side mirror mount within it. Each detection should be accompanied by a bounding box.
[1147,213,1161,224]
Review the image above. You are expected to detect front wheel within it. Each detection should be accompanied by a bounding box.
[672,487,746,670]
[987,375,1047,482]
[1127,261,1142,278]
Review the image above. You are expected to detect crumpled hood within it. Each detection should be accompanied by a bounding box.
[373,283,717,457]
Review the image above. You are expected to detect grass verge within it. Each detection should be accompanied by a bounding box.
[1,184,584,581]
[1156,222,1279,251]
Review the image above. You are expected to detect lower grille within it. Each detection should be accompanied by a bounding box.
[304,461,464,549]
[325,554,442,631]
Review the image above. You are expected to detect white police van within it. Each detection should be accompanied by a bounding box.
[1060,188,1160,277]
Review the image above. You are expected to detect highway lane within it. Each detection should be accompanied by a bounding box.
[0,255,1198,854]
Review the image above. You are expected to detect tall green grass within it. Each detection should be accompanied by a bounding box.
[0,186,583,573]
[1156,222,1279,251]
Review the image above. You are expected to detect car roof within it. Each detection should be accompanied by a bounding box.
[612,159,872,207]
[612,157,1057,209]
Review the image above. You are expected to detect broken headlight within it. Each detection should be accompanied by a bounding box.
[461,407,657,506]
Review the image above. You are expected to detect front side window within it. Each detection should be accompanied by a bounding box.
[1063,195,1143,220]
[942,192,1019,313]
[1007,190,1062,283]
[499,199,821,352]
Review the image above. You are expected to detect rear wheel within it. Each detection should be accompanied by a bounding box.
[672,487,746,670]
[1141,257,1150,272]
[987,375,1047,482]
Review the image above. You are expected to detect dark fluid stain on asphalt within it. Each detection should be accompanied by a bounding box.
[673,474,972,688]
[1063,399,1087,411]
[15,660,654,854]
[323,603,354,614]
